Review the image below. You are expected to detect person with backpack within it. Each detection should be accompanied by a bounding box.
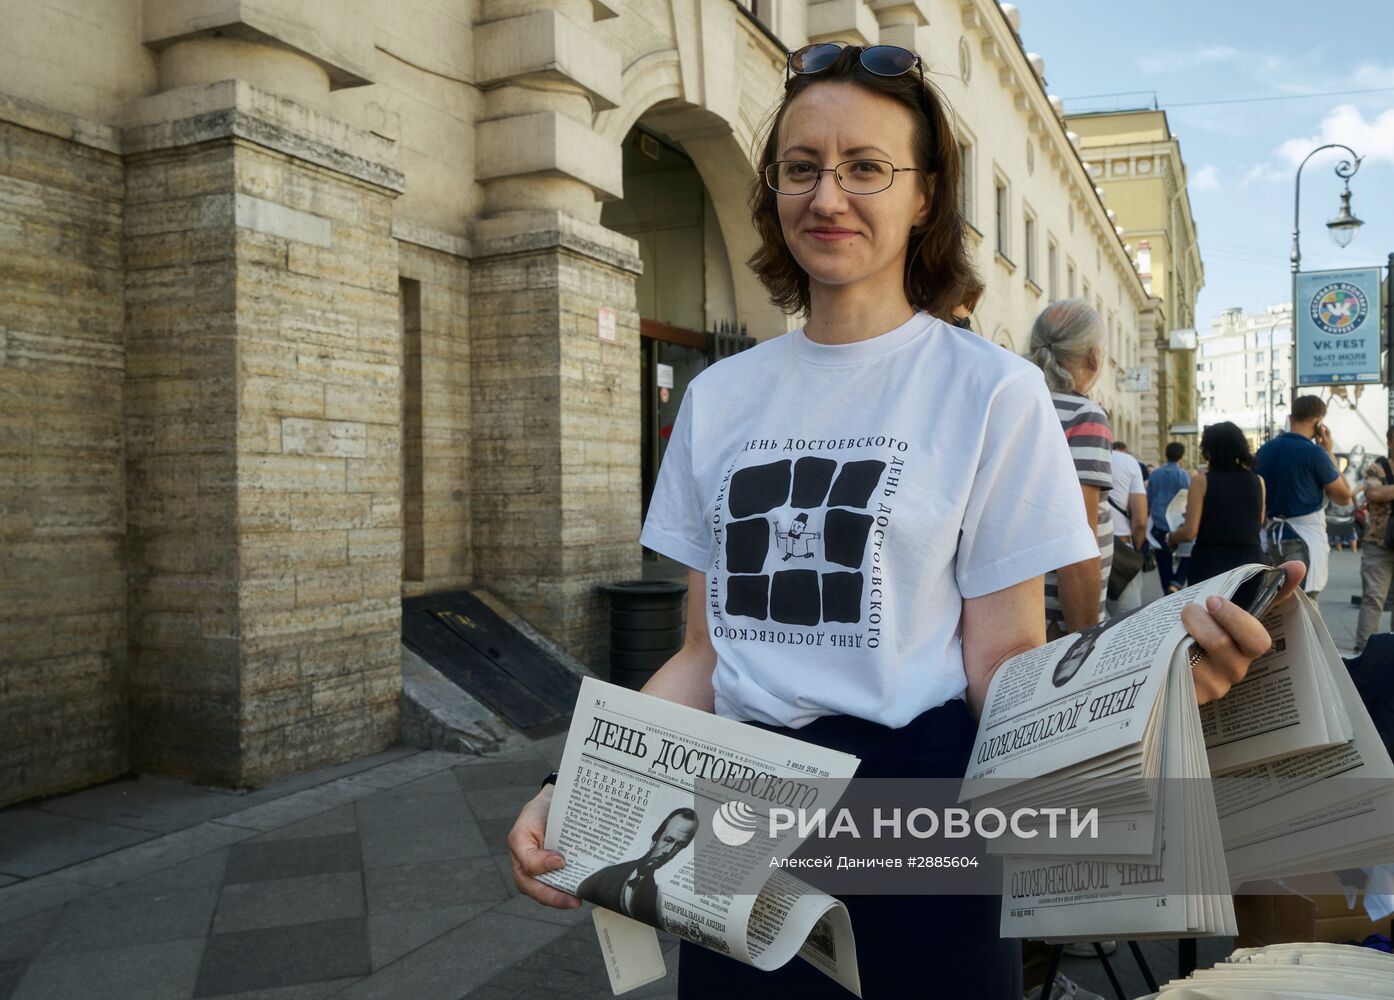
[1254,395,1354,599]
[1355,426,1394,654]
[1106,441,1148,616]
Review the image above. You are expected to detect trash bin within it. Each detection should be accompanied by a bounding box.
[598,580,687,690]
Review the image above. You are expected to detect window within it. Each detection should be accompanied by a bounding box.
[1066,261,1076,298]
[1023,211,1038,285]
[958,140,975,225]
[1082,278,1091,303]
[994,175,1009,258]
[1047,237,1059,300]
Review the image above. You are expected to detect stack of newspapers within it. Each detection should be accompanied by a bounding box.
[1139,941,1394,998]
[962,563,1394,941]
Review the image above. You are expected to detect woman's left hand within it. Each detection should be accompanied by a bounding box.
[1180,561,1305,704]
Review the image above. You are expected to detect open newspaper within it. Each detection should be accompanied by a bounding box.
[537,677,864,996]
[963,563,1394,941]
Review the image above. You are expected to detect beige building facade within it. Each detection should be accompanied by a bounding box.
[1,0,1168,805]
[1067,108,1206,463]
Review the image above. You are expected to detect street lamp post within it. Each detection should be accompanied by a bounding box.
[1264,320,1287,441]
[1290,144,1364,392]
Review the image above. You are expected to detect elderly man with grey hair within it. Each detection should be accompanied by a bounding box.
[1029,299,1113,638]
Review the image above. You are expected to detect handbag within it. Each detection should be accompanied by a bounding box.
[1108,539,1144,600]
[1106,495,1144,600]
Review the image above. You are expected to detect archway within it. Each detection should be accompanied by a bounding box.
[600,119,747,545]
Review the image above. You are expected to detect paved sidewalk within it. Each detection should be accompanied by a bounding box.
[0,736,679,1000]
[0,552,1374,1000]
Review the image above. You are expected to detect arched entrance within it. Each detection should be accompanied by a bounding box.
[601,118,757,569]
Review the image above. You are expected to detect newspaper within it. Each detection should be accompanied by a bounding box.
[967,563,1394,940]
[540,564,1394,959]
[537,677,863,996]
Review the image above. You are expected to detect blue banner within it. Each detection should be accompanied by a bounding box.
[1295,267,1384,385]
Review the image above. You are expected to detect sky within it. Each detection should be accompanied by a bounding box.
[1015,0,1394,333]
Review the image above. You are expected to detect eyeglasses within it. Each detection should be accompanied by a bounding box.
[786,43,924,88]
[763,158,923,196]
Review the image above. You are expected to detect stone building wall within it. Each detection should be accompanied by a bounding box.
[119,84,407,787]
[0,105,128,804]
[230,138,404,785]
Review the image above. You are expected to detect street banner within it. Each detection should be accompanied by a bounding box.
[1295,267,1383,385]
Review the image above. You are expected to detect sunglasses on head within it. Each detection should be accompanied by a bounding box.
[786,42,924,87]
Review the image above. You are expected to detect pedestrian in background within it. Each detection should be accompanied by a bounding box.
[1147,442,1191,593]
[1355,425,1394,654]
[1255,395,1353,598]
[1106,441,1148,616]
[1167,422,1265,584]
[1029,299,1112,637]
[951,274,984,330]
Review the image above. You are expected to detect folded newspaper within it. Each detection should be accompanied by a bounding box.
[537,677,864,995]
[963,562,1394,941]
[1138,941,1394,998]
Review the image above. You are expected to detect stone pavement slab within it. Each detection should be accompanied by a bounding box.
[224,833,362,884]
[194,917,371,997]
[12,937,206,1000]
[213,872,364,934]
[339,912,574,1000]
[362,855,510,915]
[0,809,154,877]
[40,885,220,954]
[36,776,250,834]
[57,820,257,889]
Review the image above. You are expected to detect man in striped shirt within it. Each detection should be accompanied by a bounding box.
[1027,300,1113,637]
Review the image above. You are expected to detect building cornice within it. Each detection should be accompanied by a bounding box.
[960,0,1149,309]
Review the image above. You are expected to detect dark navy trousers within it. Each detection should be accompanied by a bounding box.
[677,698,1023,999]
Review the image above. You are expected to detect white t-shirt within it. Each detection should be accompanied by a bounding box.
[640,312,1098,729]
[1108,451,1146,539]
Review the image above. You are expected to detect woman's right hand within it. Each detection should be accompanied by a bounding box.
[506,785,582,909]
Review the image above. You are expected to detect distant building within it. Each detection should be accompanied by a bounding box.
[1200,305,1294,448]
[1065,108,1206,464]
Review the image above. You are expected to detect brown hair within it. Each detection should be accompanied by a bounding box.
[1291,395,1327,422]
[746,47,979,321]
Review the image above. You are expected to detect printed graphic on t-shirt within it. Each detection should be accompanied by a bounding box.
[710,438,906,648]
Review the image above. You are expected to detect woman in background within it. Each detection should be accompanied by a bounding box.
[1169,421,1266,584]
[1028,300,1113,638]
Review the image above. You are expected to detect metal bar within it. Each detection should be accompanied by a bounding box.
[1128,939,1159,993]
[1387,254,1394,430]
[1042,945,1063,997]
[1095,942,1128,1000]
[1178,937,1198,978]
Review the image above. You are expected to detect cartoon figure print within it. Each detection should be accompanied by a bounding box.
[775,512,822,561]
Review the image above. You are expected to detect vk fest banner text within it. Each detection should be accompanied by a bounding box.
[1295,267,1384,385]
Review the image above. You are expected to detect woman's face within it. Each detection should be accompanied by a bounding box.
[775,82,931,300]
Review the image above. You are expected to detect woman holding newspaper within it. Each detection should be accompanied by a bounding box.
[507,43,1302,998]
